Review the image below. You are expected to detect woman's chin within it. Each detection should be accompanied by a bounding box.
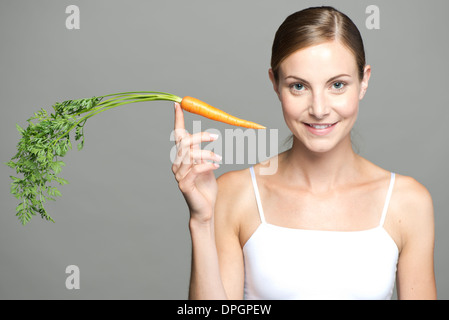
[293,135,349,154]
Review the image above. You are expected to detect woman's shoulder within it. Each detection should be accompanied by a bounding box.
[359,158,434,250]
[391,173,434,223]
[363,157,434,223]
[216,156,278,195]
[385,171,434,251]
[362,158,433,210]
[216,166,254,209]
[217,167,251,190]
[214,166,260,239]
[394,173,432,197]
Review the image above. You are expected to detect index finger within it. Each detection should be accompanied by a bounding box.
[174,102,187,143]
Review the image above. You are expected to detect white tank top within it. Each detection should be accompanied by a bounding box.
[243,166,399,300]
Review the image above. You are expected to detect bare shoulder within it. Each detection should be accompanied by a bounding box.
[361,158,433,215]
[390,174,434,246]
[392,174,434,219]
[215,158,276,214]
[216,168,254,209]
[390,175,436,298]
[215,167,255,232]
[217,168,252,196]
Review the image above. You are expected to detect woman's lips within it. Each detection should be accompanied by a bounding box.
[303,122,338,136]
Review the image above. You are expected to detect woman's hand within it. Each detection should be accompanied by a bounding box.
[171,102,221,223]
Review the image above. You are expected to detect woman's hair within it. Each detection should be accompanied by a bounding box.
[271,6,366,82]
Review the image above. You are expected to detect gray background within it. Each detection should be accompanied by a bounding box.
[0,0,448,299]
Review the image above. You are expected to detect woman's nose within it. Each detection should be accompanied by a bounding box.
[308,92,330,120]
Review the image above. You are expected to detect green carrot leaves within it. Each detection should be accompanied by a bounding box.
[7,98,98,225]
[7,92,182,225]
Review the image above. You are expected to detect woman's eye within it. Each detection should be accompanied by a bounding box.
[293,83,304,91]
[332,82,345,90]
[292,83,304,91]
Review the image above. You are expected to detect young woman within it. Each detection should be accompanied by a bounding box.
[171,6,436,300]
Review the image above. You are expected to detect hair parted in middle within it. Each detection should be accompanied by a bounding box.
[270,6,366,82]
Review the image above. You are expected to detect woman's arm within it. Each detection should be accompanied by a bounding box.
[189,171,246,299]
[188,218,228,299]
[189,172,245,300]
[172,103,243,299]
[395,176,437,299]
[213,172,247,299]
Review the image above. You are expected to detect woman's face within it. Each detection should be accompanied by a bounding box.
[270,40,370,153]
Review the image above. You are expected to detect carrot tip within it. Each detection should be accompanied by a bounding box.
[250,123,266,129]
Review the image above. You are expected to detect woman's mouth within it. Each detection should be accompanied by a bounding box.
[303,122,338,136]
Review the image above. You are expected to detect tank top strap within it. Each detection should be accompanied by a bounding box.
[379,172,396,227]
[249,166,266,224]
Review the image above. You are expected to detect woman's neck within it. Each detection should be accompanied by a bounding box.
[280,136,361,193]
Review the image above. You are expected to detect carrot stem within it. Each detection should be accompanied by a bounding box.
[52,92,183,145]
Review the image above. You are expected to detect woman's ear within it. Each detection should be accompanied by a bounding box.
[359,65,371,100]
[268,68,281,100]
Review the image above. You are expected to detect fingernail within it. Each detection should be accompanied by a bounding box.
[209,133,219,140]
[213,163,220,168]
[215,154,222,161]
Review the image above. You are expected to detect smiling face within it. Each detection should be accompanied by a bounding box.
[270,40,371,153]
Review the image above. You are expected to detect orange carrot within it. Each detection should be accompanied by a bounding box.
[180,96,265,129]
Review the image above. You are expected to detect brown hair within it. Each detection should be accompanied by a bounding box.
[271,6,366,82]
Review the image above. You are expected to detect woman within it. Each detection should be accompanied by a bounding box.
[172,6,436,299]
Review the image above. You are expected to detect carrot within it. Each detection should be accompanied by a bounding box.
[79,91,265,129]
[180,96,265,129]
[8,90,265,225]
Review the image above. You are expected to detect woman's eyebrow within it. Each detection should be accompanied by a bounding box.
[327,74,351,83]
[284,74,351,84]
[284,75,310,86]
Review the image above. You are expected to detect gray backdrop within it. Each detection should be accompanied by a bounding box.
[1,0,448,299]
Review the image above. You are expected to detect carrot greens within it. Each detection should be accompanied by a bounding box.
[7,92,182,225]
[7,91,264,225]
